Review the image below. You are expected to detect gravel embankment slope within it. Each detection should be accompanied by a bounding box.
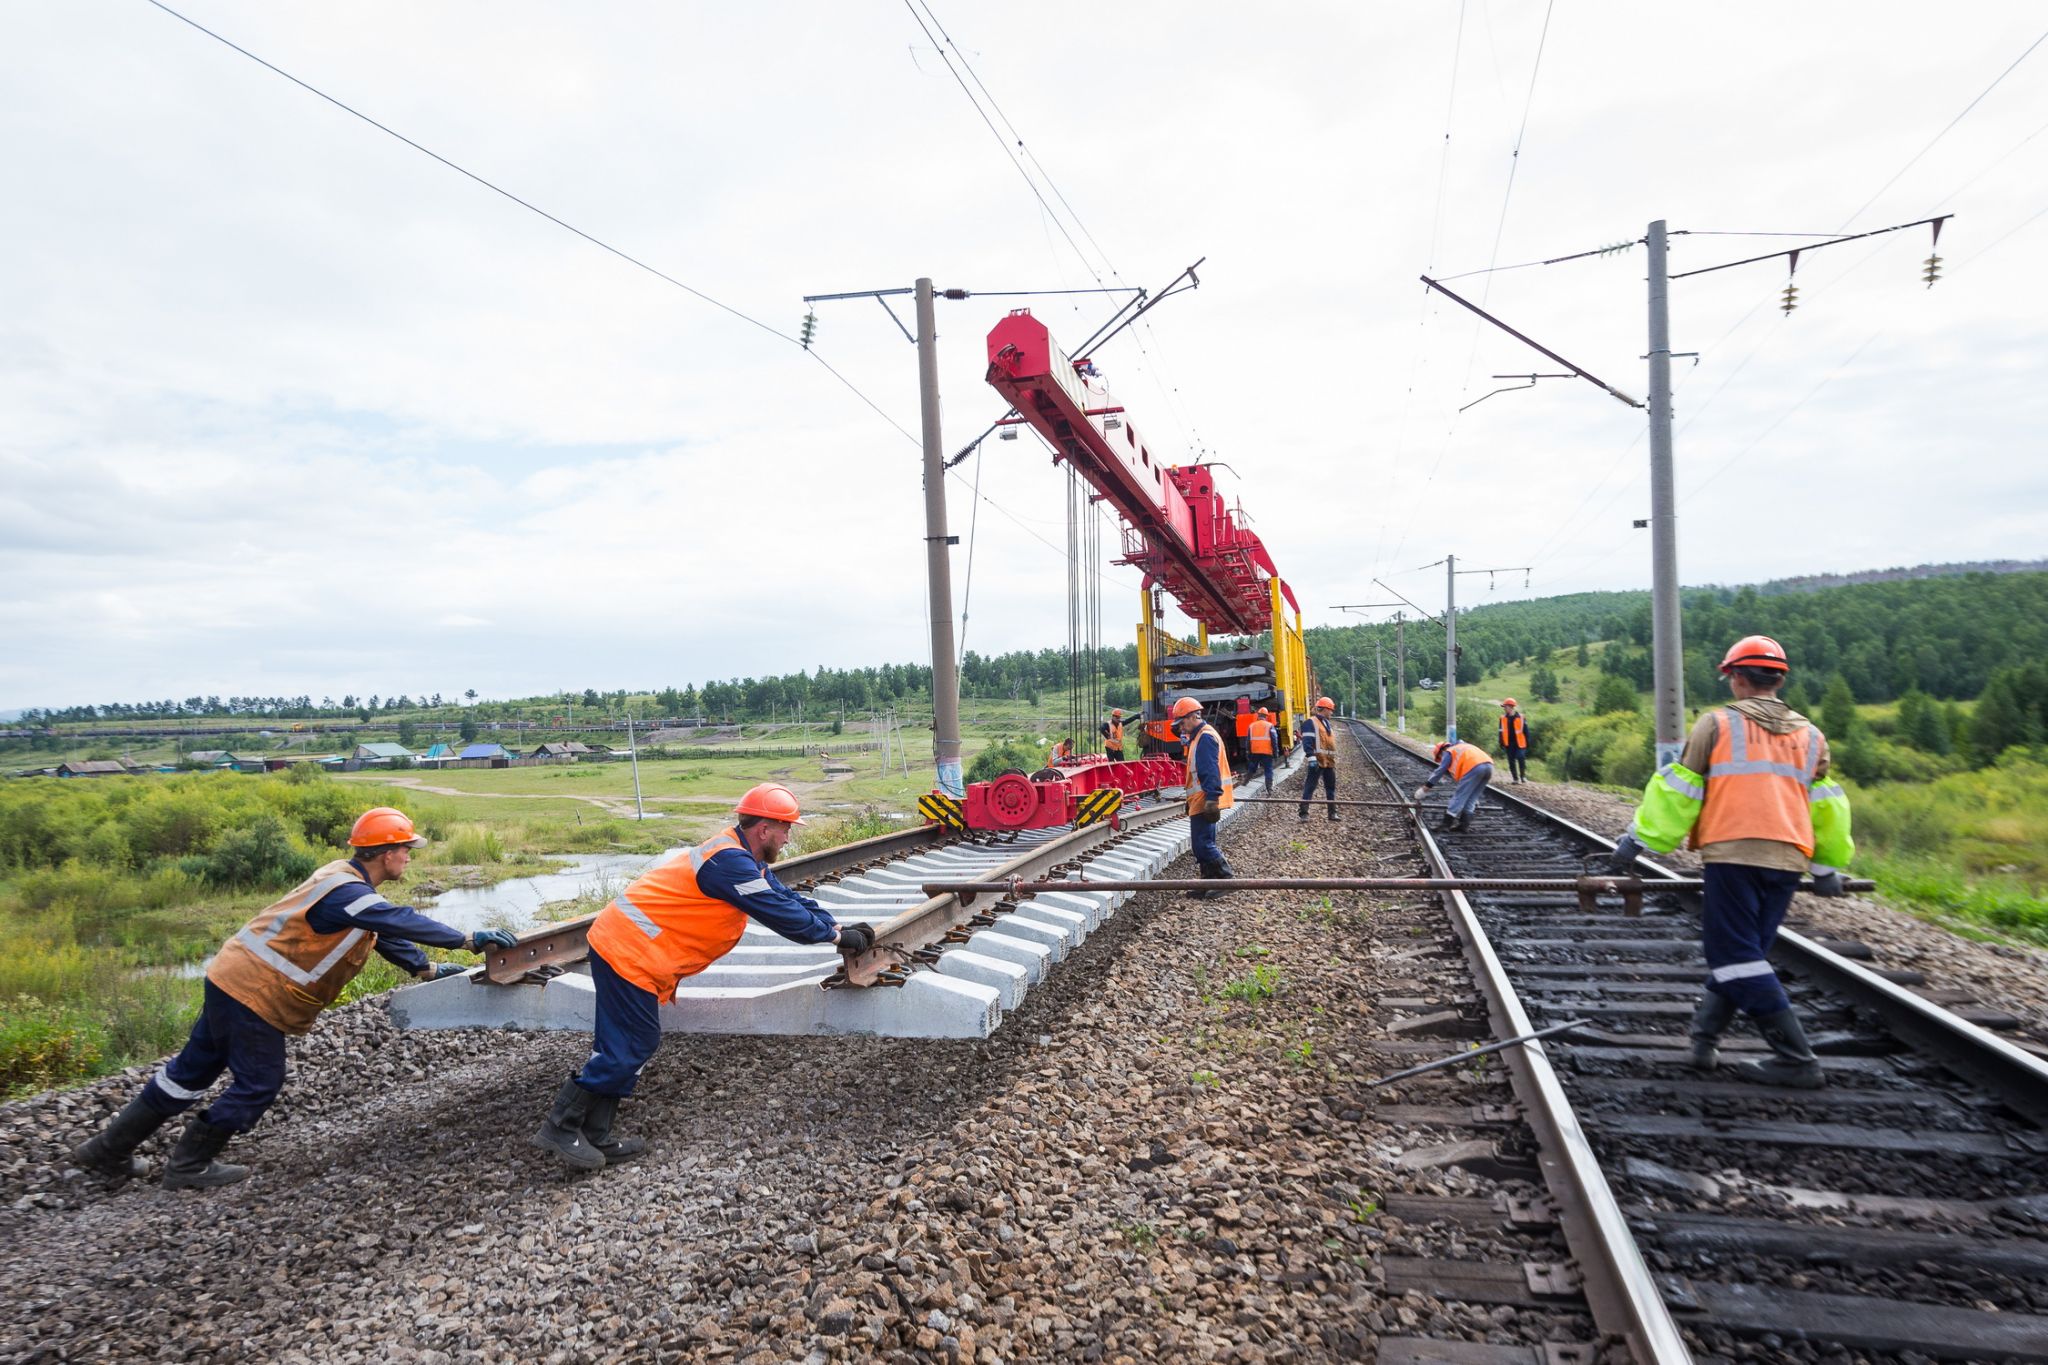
[2,728,1566,1365]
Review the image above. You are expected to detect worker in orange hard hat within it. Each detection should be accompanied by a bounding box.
[1171,697,1236,895]
[1297,696,1340,822]
[1246,707,1278,793]
[532,782,871,1170]
[71,807,513,1191]
[1417,739,1494,832]
[1608,635,1855,1090]
[1098,708,1126,762]
[1498,699,1531,784]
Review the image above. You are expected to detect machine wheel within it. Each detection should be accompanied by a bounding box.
[1030,767,1063,783]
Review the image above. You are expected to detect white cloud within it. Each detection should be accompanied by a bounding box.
[3,1,2045,710]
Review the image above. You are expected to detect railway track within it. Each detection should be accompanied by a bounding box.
[1345,718,2048,1364]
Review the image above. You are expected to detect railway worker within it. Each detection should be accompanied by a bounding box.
[1606,635,1853,1090]
[69,807,516,1190]
[1498,699,1532,783]
[1099,708,1126,761]
[1246,707,1278,793]
[1296,695,1340,821]
[1051,737,1075,762]
[1415,739,1493,833]
[531,783,875,1170]
[1170,697,1235,895]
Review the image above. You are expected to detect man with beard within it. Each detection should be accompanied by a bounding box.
[530,783,872,1169]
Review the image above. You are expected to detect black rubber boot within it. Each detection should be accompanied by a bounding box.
[1327,807,1341,822]
[1736,1009,1825,1089]
[1213,856,1236,884]
[1437,812,1456,832]
[581,1094,647,1162]
[531,1075,606,1170]
[1456,809,1473,832]
[1187,862,1223,901]
[71,1092,171,1179]
[1687,992,1736,1071]
[161,1116,249,1191]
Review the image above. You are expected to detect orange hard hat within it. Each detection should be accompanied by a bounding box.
[1314,696,1335,711]
[736,782,807,825]
[1170,697,1203,720]
[1257,708,1270,718]
[1432,741,1451,759]
[349,807,427,849]
[1501,698,1517,708]
[1719,635,1789,674]
[1112,708,1123,717]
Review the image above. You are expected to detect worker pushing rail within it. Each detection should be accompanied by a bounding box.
[70,807,516,1190]
[1417,738,1495,832]
[1607,635,1855,1088]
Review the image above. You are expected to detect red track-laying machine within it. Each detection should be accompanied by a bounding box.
[923,310,1314,834]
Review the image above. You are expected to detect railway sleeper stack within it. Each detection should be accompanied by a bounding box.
[387,751,1302,1040]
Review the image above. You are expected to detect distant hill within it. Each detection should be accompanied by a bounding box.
[1747,560,2048,595]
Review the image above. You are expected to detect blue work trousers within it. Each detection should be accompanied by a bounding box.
[142,981,289,1133]
[1189,812,1223,868]
[1249,753,1275,791]
[1446,763,1494,818]
[1298,763,1336,813]
[1700,863,1800,1016]
[576,950,665,1097]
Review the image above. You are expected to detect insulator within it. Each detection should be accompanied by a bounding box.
[1922,254,1943,289]
[799,311,818,350]
[1779,282,1799,315]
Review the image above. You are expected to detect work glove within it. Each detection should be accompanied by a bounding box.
[1194,808,1221,825]
[1809,870,1847,898]
[429,962,472,980]
[1606,832,1646,876]
[467,928,518,953]
[835,923,878,957]
[1411,786,1429,804]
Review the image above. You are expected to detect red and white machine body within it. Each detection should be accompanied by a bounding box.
[961,753,1185,833]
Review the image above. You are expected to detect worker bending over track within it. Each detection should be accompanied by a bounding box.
[1608,635,1853,1089]
[1416,739,1494,832]
[1498,699,1531,783]
[71,807,514,1190]
[1099,708,1126,761]
[1171,697,1235,897]
[531,783,873,1170]
[1246,708,1277,793]
[1297,696,1340,821]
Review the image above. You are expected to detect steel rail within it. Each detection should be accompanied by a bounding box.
[1348,718,1697,1364]
[922,875,1873,900]
[837,801,1186,987]
[481,822,957,984]
[1360,721,2048,1125]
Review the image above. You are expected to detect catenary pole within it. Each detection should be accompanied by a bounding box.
[917,278,965,796]
[1645,222,1685,767]
[624,708,644,821]
[1396,614,1407,733]
[1376,635,1387,722]
[1444,555,1457,742]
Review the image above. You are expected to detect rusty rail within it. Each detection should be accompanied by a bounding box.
[836,801,1185,987]
[480,821,956,984]
[919,875,1877,904]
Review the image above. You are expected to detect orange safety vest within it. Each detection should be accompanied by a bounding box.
[1184,723,1236,816]
[1442,742,1492,781]
[1106,719,1123,749]
[1310,714,1336,767]
[587,827,754,1002]
[1248,718,1275,755]
[208,859,381,1035]
[1499,713,1527,749]
[1693,708,1822,857]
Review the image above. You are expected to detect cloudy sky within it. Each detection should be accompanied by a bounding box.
[4,2,2045,712]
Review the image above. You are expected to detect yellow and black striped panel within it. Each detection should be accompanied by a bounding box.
[918,791,967,831]
[1074,786,1125,827]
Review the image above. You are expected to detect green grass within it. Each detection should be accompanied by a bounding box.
[1218,963,1281,1003]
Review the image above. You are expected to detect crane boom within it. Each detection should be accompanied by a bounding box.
[985,310,1298,635]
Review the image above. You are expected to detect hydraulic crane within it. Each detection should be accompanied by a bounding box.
[925,309,1312,834]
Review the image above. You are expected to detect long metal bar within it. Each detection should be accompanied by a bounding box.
[922,875,1872,900]
[480,823,956,983]
[1347,718,1696,1363]
[1667,214,1951,279]
[839,802,1183,986]
[1419,274,1644,408]
[1368,1018,1594,1087]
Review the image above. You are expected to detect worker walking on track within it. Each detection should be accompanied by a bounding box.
[1416,739,1494,832]
[1099,708,1126,761]
[1498,699,1532,783]
[1246,707,1277,793]
[70,807,515,1190]
[1297,696,1340,821]
[1171,697,1235,897]
[531,783,873,1170]
[1607,636,1853,1090]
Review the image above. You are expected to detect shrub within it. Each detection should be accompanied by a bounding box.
[967,738,1045,783]
[1591,676,1639,714]
[1552,713,1650,783]
[437,824,505,865]
[0,996,104,1097]
[198,814,316,889]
